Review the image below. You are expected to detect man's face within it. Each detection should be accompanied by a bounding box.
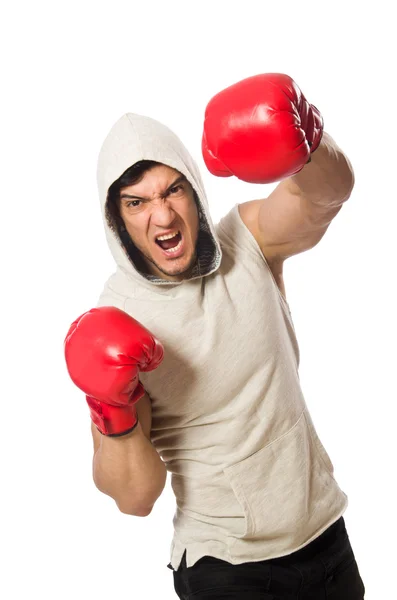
[118,164,200,281]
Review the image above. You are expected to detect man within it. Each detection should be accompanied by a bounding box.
[65,74,365,598]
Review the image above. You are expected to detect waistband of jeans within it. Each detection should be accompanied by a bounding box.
[167,517,345,571]
[266,517,345,565]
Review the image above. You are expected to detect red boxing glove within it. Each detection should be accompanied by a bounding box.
[202,73,324,184]
[64,306,164,437]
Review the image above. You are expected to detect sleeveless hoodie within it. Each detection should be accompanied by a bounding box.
[96,113,348,570]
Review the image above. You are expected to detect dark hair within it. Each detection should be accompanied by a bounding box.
[105,160,160,234]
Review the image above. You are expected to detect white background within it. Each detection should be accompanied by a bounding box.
[1,1,395,598]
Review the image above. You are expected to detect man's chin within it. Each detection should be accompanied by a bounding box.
[146,254,197,281]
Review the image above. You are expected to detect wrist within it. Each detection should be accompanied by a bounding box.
[306,103,324,155]
[86,396,139,437]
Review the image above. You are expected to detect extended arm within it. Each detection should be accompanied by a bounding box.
[202,73,355,262]
[246,131,355,261]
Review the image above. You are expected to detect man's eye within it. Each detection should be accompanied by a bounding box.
[127,200,141,208]
[169,185,183,194]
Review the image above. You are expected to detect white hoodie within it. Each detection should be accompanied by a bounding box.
[96,113,348,570]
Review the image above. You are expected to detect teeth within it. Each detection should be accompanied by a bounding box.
[156,231,179,241]
[163,238,183,254]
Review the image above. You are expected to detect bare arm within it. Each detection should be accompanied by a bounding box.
[91,393,167,516]
[239,132,355,262]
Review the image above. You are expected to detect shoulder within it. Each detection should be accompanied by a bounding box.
[218,200,282,268]
[216,202,263,261]
[237,199,265,249]
[236,200,287,299]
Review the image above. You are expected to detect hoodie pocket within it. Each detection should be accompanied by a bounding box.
[223,410,339,542]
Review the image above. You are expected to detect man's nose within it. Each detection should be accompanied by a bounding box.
[150,198,177,226]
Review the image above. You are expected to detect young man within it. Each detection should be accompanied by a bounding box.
[65,74,365,598]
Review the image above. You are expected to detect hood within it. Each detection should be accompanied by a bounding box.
[97,113,222,287]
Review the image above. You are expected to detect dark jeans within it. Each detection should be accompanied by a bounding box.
[169,517,365,599]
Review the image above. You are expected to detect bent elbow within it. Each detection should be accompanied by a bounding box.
[116,500,154,517]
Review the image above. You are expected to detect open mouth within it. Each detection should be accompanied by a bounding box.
[155,231,183,254]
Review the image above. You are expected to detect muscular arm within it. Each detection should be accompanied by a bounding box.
[287,131,355,209]
[239,132,355,262]
[91,393,167,515]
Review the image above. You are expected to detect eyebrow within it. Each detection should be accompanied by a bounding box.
[120,175,187,202]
